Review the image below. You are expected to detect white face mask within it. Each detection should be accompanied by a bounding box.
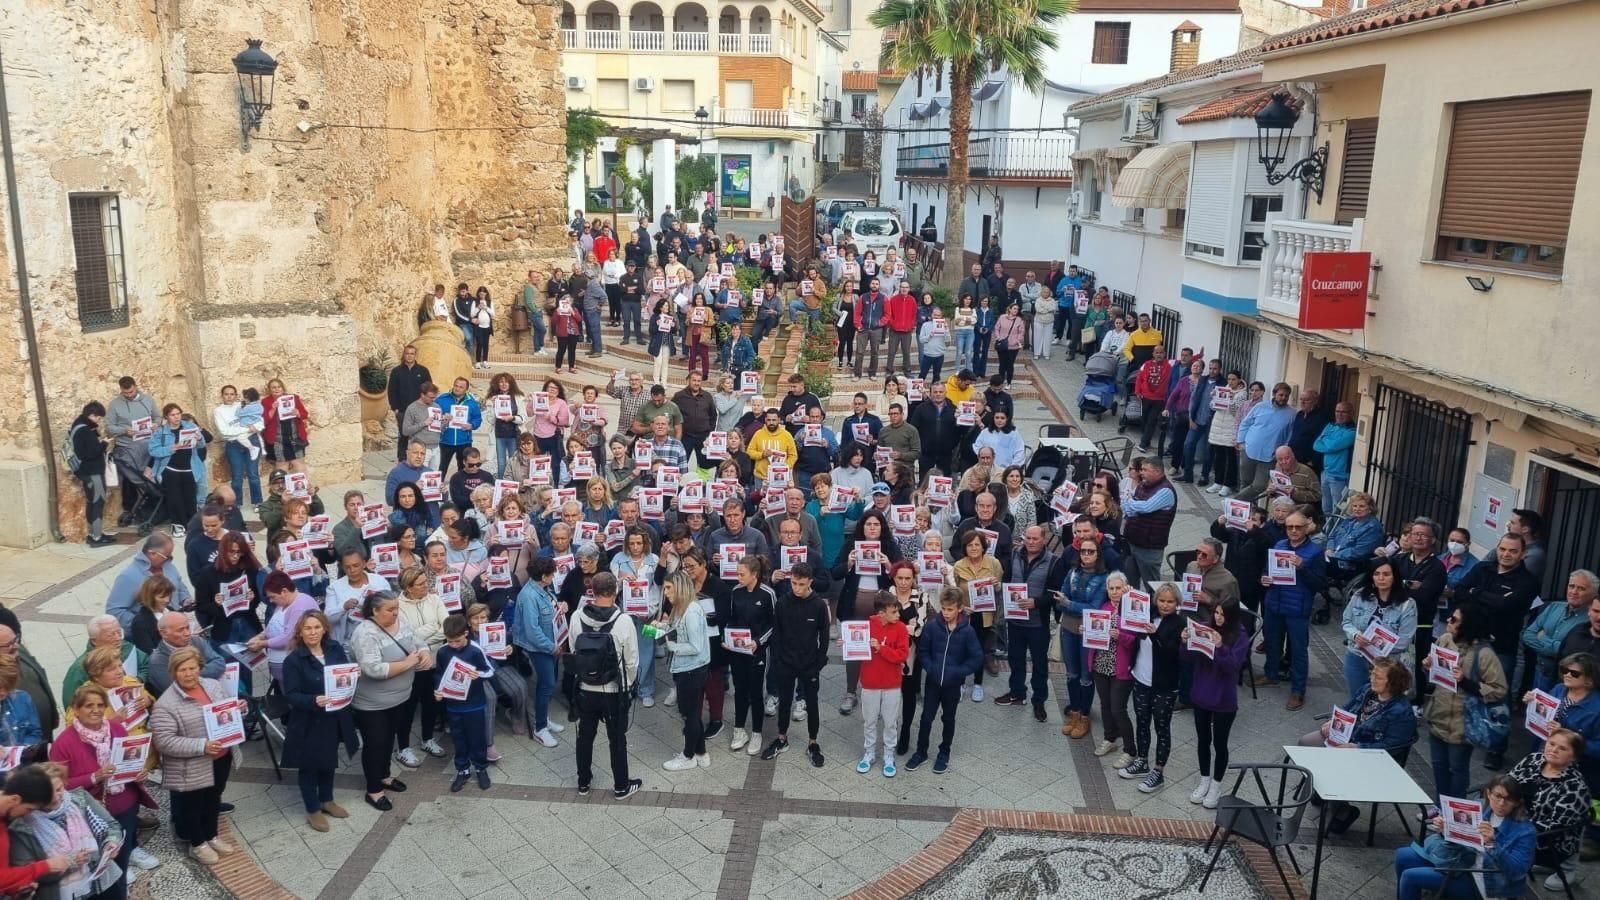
[1447,541,1467,556]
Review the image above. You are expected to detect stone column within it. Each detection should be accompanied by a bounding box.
[651,138,676,221]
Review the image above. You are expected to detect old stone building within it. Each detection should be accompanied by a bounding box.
[0,0,569,546]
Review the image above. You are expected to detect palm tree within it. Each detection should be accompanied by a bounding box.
[872,0,1073,289]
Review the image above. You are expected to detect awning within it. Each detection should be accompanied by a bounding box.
[925,96,947,116]
[907,102,930,121]
[1112,141,1194,209]
[973,80,1004,102]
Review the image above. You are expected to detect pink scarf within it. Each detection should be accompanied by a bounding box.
[72,719,124,796]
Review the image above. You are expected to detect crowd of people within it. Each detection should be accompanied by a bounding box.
[21,212,1597,899]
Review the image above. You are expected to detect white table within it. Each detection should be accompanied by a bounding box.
[1284,745,1433,899]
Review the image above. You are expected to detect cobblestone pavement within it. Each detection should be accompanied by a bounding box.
[13,341,1597,899]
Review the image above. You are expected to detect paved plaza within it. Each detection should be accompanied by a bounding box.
[12,345,1595,900]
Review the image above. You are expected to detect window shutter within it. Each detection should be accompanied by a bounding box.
[1092,25,1113,64]
[1185,142,1235,251]
[1437,92,1590,248]
[1336,119,1377,225]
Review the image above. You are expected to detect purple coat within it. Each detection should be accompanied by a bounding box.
[1187,627,1250,713]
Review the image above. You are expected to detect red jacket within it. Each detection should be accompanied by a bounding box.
[860,617,911,689]
[0,827,47,895]
[1134,360,1172,402]
[552,304,585,339]
[884,292,918,333]
[593,234,617,265]
[262,392,310,443]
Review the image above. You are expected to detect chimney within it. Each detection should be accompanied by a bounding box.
[1170,21,1201,73]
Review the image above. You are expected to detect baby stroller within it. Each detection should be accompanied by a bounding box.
[1026,426,1077,497]
[111,446,165,536]
[1078,351,1119,422]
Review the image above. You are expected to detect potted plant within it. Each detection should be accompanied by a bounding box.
[798,325,836,377]
[358,350,392,424]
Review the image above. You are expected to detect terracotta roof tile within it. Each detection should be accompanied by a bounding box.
[1260,0,1520,51]
[842,71,879,91]
[1174,84,1297,124]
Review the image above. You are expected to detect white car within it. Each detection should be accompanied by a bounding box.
[835,208,903,260]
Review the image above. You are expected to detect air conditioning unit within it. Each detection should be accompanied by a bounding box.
[634,77,656,92]
[565,75,586,90]
[1121,97,1159,143]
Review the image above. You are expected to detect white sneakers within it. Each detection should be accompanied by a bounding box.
[764,695,779,716]
[663,754,697,771]
[971,685,985,703]
[730,728,750,752]
[1203,780,1222,809]
[395,748,421,768]
[1190,777,1213,804]
[664,688,677,707]
[129,847,161,870]
[535,728,559,748]
[545,720,566,734]
[1093,740,1118,757]
[1204,483,1222,494]
[642,697,655,708]
[420,739,446,758]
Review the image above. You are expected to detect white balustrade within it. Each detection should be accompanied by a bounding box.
[584,29,622,50]
[562,29,578,49]
[629,30,665,51]
[1256,219,1363,319]
[748,33,773,54]
[717,32,743,53]
[672,31,709,52]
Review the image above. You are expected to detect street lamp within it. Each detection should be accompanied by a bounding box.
[1253,91,1327,202]
[232,39,278,147]
[694,105,710,142]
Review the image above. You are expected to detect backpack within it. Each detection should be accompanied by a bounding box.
[61,424,85,473]
[573,613,623,688]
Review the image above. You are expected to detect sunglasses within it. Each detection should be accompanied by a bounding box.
[1080,550,1099,556]
[1564,668,1584,678]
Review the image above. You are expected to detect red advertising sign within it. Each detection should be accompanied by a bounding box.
[1298,251,1371,330]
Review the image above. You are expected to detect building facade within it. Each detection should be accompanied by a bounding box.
[0,0,570,546]
[1255,0,1600,595]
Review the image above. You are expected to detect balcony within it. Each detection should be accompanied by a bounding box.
[1255,218,1365,321]
[716,107,813,128]
[562,27,788,55]
[897,137,1074,183]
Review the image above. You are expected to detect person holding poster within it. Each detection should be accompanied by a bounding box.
[260,379,310,474]
[759,563,832,765]
[1056,539,1109,740]
[854,593,910,776]
[149,647,236,865]
[659,570,713,771]
[726,557,777,756]
[50,683,160,880]
[1505,728,1591,885]
[951,530,1004,703]
[1183,597,1251,809]
[396,568,451,762]
[832,512,904,714]
[1339,558,1417,704]
[905,589,985,774]
[1257,511,1325,711]
[7,761,127,898]
[280,610,359,833]
[1421,604,1507,803]
[994,526,1057,723]
[511,558,566,750]
[1295,658,1416,834]
[1118,584,1184,793]
[609,528,662,708]
[1394,776,1534,900]
[433,615,496,793]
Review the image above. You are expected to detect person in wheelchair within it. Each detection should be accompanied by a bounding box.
[1315,491,1387,624]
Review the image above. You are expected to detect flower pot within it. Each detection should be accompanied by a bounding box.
[358,388,388,425]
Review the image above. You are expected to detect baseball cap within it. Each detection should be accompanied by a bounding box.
[871,482,891,496]
[269,469,288,483]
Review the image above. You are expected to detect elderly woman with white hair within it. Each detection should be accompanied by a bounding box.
[61,615,149,708]
[1091,571,1140,765]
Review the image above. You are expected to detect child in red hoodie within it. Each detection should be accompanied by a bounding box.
[857,591,911,777]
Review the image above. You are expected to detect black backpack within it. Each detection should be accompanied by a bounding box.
[574,613,623,688]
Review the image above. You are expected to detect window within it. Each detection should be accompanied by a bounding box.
[1070,224,1082,256]
[1127,207,1144,225]
[597,78,628,109]
[1336,118,1377,225]
[1240,194,1283,263]
[662,79,695,111]
[1436,91,1589,274]
[1091,22,1131,65]
[68,194,130,332]
[851,94,867,116]
[1165,208,1186,231]
[725,79,754,109]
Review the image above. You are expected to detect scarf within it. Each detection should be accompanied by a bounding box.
[72,719,124,796]
[31,794,97,896]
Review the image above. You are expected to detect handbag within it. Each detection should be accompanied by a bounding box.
[1081,325,1098,346]
[1462,645,1510,749]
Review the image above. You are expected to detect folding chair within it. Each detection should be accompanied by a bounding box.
[1200,762,1314,897]
[1236,606,1260,701]
[1166,550,1199,586]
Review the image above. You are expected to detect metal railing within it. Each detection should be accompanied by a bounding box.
[1218,319,1257,382]
[1256,218,1364,320]
[897,143,951,176]
[968,137,1075,179]
[584,29,623,50]
[1110,290,1135,315]
[672,31,709,52]
[1151,304,1182,354]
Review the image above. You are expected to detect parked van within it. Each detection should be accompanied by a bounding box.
[823,198,869,231]
[836,208,903,259]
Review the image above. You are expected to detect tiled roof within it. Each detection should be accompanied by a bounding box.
[1260,0,1520,51]
[842,71,879,91]
[1067,46,1264,114]
[1174,84,1296,123]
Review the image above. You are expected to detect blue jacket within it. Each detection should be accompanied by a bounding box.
[919,612,984,687]
[1058,568,1107,620]
[1264,538,1326,618]
[511,579,558,656]
[1188,374,1219,428]
[975,306,996,333]
[1463,809,1538,899]
[148,423,209,487]
[1553,685,1600,788]
[436,393,482,447]
[1236,401,1295,463]
[728,337,756,373]
[1325,513,1385,563]
[1347,690,1417,752]
[1312,421,1357,480]
[0,691,43,746]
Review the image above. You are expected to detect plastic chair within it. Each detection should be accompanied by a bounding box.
[1235,606,1260,701]
[1165,550,1199,586]
[1200,762,1315,897]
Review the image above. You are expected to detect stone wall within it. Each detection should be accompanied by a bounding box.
[0,0,570,544]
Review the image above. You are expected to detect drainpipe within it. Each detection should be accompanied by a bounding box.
[0,45,64,542]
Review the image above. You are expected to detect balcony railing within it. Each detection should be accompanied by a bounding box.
[584,29,622,50]
[897,138,1074,181]
[1256,218,1365,320]
[716,107,811,128]
[564,28,784,55]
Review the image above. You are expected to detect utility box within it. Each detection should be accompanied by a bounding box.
[0,459,51,549]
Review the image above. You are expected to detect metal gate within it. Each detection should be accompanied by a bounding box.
[1111,290,1135,315]
[1529,459,1600,603]
[1218,319,1257,381]
[1363,383,1473,530]
[1151,304,1182,355]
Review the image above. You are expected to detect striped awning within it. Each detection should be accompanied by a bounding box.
[1113,141,1194,209]
[973,80,1004,102]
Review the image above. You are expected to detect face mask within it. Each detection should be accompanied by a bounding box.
[1447,541,1467,556]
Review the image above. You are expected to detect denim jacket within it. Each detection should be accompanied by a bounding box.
[511,579,558,656]
[1341,591,1417,661]
[1348,690,1417,752]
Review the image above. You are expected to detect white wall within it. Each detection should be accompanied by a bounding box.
[1047,11,1244,88]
